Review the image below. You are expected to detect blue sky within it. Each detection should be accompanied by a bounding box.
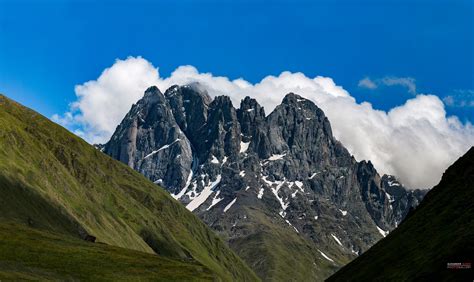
[1,0,472,122]
[0,0,473,188]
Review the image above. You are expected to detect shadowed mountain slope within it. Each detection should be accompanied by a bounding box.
[329,147,474,281]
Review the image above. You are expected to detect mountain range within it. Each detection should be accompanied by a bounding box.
[1,88,471,281]
[103,84,426,280]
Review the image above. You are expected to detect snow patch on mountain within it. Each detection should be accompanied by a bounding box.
[331,234,343,247]
[376,226,389,237]
[318,250,334,262]
[240,141,250,153]
[206,191,223,211]
[268,153,286,161]
[224,198,237,213]
[144,139,181,159]
[186,175,222,212]
[210,155,219,164]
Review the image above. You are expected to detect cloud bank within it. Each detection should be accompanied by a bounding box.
[54,56,474,189]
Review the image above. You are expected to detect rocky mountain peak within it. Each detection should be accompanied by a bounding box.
[239,96,264,112]
[210,95,233,108]
[281,92,304,103]
[238,97,265,121]
[104,84,425,280]
[237,96,265,146]
[163,84,213,151]
[357,160,376,176]
[142,85,164,103]
[196,95,241,162]
[104,85,193,194]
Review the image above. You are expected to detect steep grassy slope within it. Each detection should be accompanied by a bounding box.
[0,222,214,281]
[329,147,474,281]
[0,94,258,281]
[229,208,346,282]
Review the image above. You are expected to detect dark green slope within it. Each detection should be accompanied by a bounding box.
[230,208,344,282]
[0,222,214,281]
[0,94,258,281]
[328,147,474,282]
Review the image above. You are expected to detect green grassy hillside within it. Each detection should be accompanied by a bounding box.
[230,208,346,282]
[0,94,258,281]
[0,222,214,281]
[328,147,474,281]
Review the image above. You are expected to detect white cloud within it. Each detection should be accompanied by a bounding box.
[53,56,161,143]
[357,76,416,94]
[380,76,417,94]
[54,57,474,189]
[358,76,417,94]
[358,77,377,89]
[443,90,474,107]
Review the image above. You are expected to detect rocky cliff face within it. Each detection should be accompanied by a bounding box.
[104,84,425,281]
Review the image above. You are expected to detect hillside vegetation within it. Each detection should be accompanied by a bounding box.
[0,222,214,281]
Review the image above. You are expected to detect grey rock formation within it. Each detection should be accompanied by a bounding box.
[104,84,425,280]
[104,86,193,194]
